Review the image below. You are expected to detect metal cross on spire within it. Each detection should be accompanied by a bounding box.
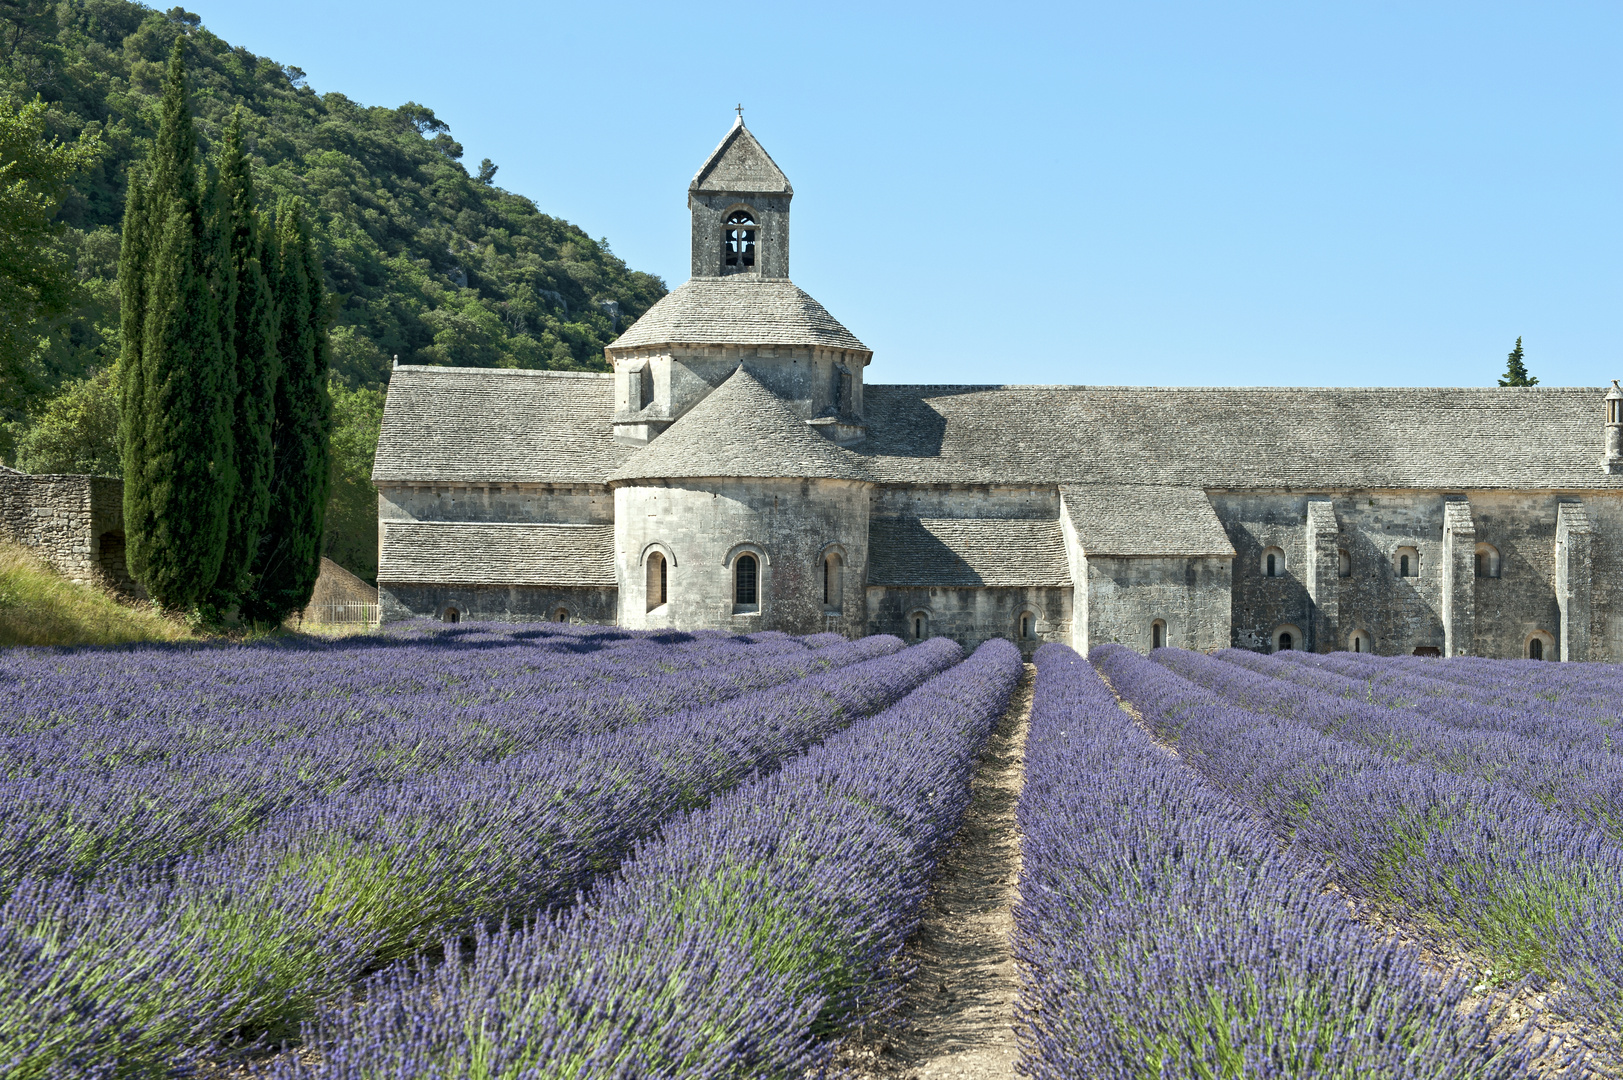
[735,103,744,121]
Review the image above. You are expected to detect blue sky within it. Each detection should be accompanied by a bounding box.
[190,1,1619,388]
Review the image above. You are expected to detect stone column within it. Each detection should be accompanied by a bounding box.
[1304,501,1339,652]
[1556,502,1593,662]
[1441,501,1476,657]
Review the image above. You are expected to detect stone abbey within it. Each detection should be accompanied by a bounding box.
[372,118,1623,660]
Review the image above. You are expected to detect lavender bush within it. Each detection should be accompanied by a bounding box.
[1150,647,1623,839]
[269,639,1023,1079]
[1093,643,1623,1058]
[0,629,952,1077]
[1015,644,1551,1079]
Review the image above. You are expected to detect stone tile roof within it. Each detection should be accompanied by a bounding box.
[860,385,1623,490]
[690,119,792,195]
[609,278,868,353]
[372,366,630,485]
[868,517,1071,587]
[1061,485,1235,557]
[377,521,615,585]
[608,366,869,483]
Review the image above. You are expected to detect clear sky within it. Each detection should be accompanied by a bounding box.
[190,1,1619,388]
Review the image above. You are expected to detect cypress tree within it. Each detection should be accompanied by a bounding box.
[209,111,279,610]
[243,197,331,624]
[119,38,235,612]
[1498,336,1538,387]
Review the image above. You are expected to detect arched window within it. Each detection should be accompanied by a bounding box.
[646,550,668,612]
[1020,611,1036,640]
[1271,624,1302,654]
[1348,629,1372,654]
[1338,548,1352,578]
[1262,546,1285,578]
[443,606,460,624]
[1151,620,1166,649]
[1396,546,1419,579]
[1529,637,1543,660]
[722,210,757,273]
[555,608,569,623]
[823,552,843,611]
[1278,632,1293,650]
[1526,630,1553,660]
[910,610,929,641]
[735,553,759,606]
[1474,543,1500,579]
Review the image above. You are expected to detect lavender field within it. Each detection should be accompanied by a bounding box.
[9,624,1622,1077]
[0,622,1022,1077]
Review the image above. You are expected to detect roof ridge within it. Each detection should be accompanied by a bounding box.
[394,365,611,380]
[868,383,1610,393]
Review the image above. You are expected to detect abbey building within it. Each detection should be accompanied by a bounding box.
[372,119,1623,660]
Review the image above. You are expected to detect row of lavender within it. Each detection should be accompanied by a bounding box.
[1013,644,1549,1078]
[1,627,968,1078]
[268,638,1023,1079]
[3,628,905,889]
[1093,644,1623,1062]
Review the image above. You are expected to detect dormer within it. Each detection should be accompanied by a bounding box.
[689,117,792,280]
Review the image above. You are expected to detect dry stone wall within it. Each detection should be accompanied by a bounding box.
[0,468,137,595]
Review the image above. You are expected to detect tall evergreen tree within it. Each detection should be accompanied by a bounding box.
[1498,336,1538,387]
[243,196,330,624]
[209,111,279,610]
[117,38,235,611]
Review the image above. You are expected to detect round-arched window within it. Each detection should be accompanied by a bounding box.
[1526,630,1554,660]
[444,606,460,624]
[1475,543,1500,579]
[735,553,759,606]
[555,608,570,623]
[1151,619,1166,649]
[1262,546,1286,578]
[1272,624,1302,653]
[1020,611,1036,640]
[1348,629,1372,654]
[722,210,757,273]
[646,550,668,612]
[910,610,929,641]
[823,552,843,611]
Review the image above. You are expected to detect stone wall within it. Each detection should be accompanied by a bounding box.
[615,477,870,636]
[0,468,138,595]
[378,583,617,625]
[1080,555,1232,655]
[865,584,1071,657]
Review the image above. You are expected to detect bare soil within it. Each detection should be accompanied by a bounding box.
[831,663,1034,1080]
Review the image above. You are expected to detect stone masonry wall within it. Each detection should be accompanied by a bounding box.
[865,584,1071,657]
[1082,555,1232,655]
[0,469,137,594]
[378,583,616,625]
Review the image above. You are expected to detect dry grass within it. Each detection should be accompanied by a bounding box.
[0,540,191,647]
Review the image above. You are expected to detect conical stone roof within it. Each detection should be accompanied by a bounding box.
[607,366,870,484]
[609,278,868,353]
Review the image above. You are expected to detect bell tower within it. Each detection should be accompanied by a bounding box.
[689,114,792,280]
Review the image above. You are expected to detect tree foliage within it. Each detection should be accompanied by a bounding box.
[8,360,117,472]
[242,195,329,624]
[117,37,232,612]
[1498,336,1537,387]
[0,91,100,409]
[324,376,382,583]
[0,0,665,414]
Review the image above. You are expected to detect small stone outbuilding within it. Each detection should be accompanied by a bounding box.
[0,465,140,596]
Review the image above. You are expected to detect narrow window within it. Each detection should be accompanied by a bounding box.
[1529,637,1544,661]
[1267,553,1276,577]
[1475,543,1500,579]
[1338,549,1351,577]
[646,551,667,612]
[444,606,460,624]
[1151,620,1165,649]
[1353,635,1361,653]
[1022,613,1034,639]
[735,553,758,606]
[1278,632,1293,651]
[1475,552,1482,578]
[555,608,569,623]
[911,612,928,640]
[1400,554,1410,577]
[722,210,757,274]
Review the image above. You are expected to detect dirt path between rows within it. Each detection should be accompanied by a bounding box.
[832,662,1034,1080]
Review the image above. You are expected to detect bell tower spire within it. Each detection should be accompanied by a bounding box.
[689,116,792,280]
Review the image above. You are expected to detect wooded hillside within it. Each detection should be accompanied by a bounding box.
[1,0,665,405]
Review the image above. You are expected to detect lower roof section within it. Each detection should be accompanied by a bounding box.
[1062,484,1235,557]
[868,517,1070,587]
[378,521,615,587]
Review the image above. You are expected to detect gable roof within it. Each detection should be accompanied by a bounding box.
[607,365,869,483]
[868,517,1071,587]
[1062,485,1235,557]
[860,385,1623,491]
[690,119,792,195]
[378,522,615,586]
[609,278,869,353]
[373,366,630,485]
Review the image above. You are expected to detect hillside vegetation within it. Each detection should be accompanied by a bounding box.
[0,539,188,645]
[1,0,665,408]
